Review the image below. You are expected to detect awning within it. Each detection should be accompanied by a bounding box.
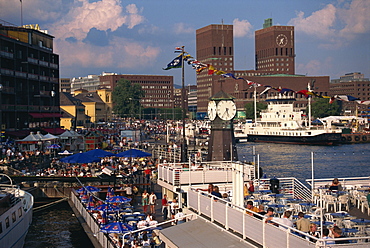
[43,128,66,135]
[29,113,63,118]
[159,218,255,248]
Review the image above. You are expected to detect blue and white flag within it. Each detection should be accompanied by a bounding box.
[335,95,359,101]
[163,55,183,70]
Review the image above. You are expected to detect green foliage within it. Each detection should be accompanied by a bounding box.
[310,98,341,118]
[112,79,145,118]
[244,101,268,120]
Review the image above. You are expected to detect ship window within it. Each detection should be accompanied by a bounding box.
[18,207,22,218]
[5,217,9,228]
[12,212,16,223]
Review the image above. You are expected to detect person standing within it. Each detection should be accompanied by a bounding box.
[162,194,169,220]
[142,190,149,213]
[149,191,157,214]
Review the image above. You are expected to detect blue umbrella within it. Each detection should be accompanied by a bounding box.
[60,152,101,163]
[77,186,101,193]
[47,144,61,149]
[106,196,132,204]
[84,149,115,158]
[116,149,152,158]
[94,203,120,212]
[106,187,115,200]
[100,222,133,233]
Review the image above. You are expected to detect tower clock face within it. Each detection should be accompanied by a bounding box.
[276,34,288,47]
[216,100,236,121]
[207,101,217,120]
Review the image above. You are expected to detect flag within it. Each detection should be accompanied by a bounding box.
[221,73,237,79]
[279,88,294,94]
[260,86,271,95]
[335,95,360,101]
[356,100,370,105]
[329,96,336,104]
[208,65,215,75]
[163,55,182,70]
[215,70,226,75]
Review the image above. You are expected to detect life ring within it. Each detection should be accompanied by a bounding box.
[354,136,360,141]
[341,137,347,142]
[347,136,352,142]
[362,136,367,141]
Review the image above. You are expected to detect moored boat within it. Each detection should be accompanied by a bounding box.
[0,174,33,248]
[239,96,343,145]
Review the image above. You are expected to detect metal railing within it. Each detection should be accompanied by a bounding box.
[158,161,255,186]
[187,188,370,248]
[70,191,115,248]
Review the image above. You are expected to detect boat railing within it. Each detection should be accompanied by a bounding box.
[306,177,370,190]
[187,188,370,247]
[70,190,117,248]
[278,177,312,201]
[158,161,255,186]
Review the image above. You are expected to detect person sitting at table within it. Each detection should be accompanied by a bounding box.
[296,212,311,233]
[245,200,259,216]
[137,219,148,229]
[322,227,335,245]
[148,216,158,226]
[211,186,222,199]
[254,205,266,220]
[331,226,350,244]
[306,223,320,243]
[329,178,343,191]
[265,211,293,231]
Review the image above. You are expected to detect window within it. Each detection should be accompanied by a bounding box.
[5,217,9,228]
[12,212,16,223]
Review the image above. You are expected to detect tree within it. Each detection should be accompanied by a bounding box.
[244,101,268,120]
[309,98,341,118]
[112,79,145,118]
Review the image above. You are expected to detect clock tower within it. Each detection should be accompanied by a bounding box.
[255,18,295,74]
[207,90,238,161]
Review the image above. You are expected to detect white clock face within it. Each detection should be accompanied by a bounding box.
[207,101,217,121]
[216,100,236,120]
[276,34,288,47]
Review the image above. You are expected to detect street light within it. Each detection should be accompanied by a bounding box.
[51,90,56,134]
[0,84,3,142]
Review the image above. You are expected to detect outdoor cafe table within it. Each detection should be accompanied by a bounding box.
[350,219,370,225]
[330,212,350,218]
[299,202,316,212]
[342,228,359,236]
[312,221,334,226]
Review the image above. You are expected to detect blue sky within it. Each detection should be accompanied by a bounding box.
[2,0,369,85]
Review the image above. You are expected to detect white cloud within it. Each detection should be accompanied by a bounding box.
[288,4,337,39]
[338,0,370,39]
[233,18,253,38]
[55,36,160,69]
[173,23,194,35]
[297,57,333,76]
[51,0,145,41]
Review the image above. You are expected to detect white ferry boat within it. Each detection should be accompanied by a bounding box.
[0,174,33,248]
[236,96,343,145]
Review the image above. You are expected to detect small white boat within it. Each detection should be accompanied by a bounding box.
[0,174,33,248]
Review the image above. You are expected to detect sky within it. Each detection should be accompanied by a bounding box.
[1,0,369,85]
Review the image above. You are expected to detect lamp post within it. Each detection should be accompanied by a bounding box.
[51,90,56,134]
[0,84,3,143]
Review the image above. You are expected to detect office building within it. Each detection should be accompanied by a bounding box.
[0,21,60,136]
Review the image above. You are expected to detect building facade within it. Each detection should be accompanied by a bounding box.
[0,22,60,136]
[255,18,295,74]
[196,24,234,113]
[99,74,175,110]
[330,72,370,120]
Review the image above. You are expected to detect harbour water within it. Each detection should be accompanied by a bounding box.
[24,143,369,247]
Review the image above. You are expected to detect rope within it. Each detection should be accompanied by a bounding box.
[33,197,68,213]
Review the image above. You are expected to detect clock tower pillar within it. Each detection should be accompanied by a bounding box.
[207,90,238,161]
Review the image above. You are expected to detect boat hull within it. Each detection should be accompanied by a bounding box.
[247,132,342,145]
[340,133,370,144]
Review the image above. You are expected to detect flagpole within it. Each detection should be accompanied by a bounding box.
[20,0,23,27]
[181,46,187,163]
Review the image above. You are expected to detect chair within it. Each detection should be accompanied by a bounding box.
[337,195,349,212]
[342,220,354,229]
[323,195,337,212]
